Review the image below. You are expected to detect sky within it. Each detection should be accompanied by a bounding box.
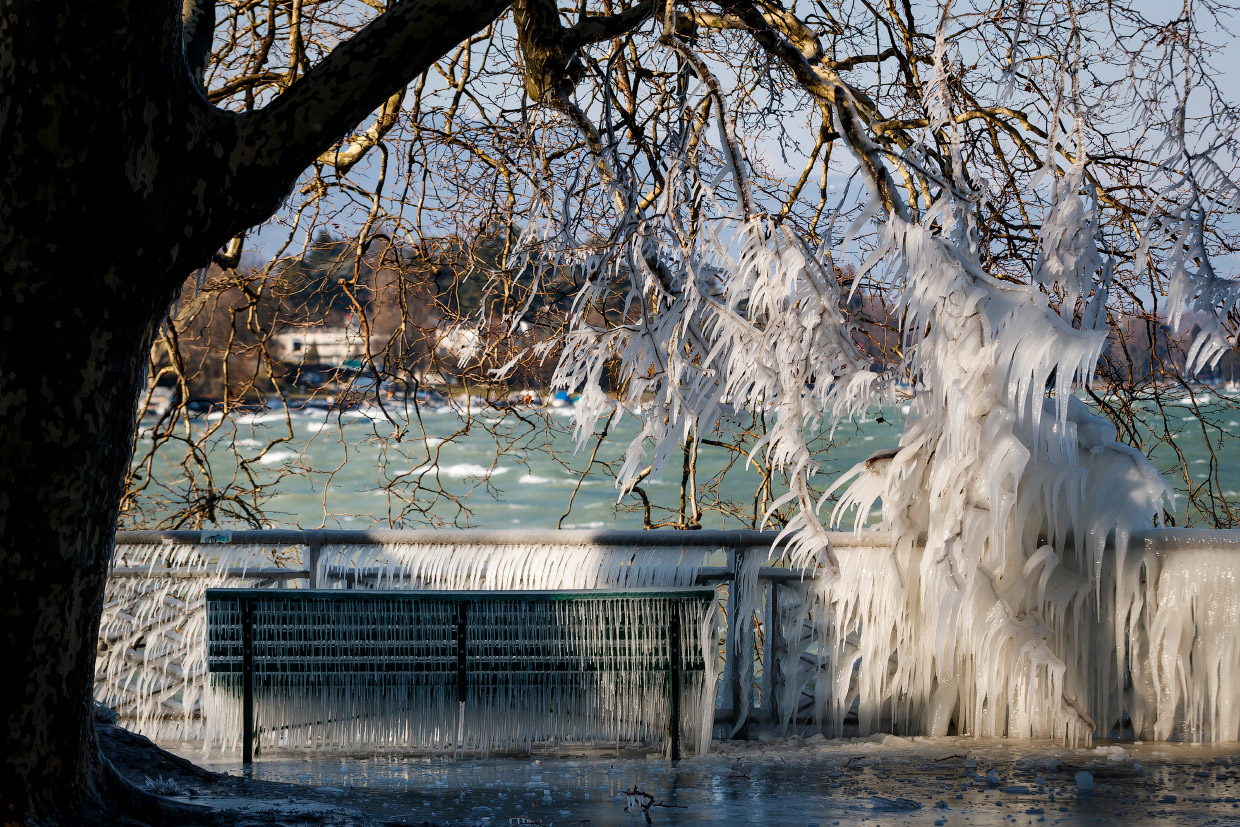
[235,0,1240,280]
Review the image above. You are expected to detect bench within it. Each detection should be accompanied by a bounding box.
[204,587,717,760]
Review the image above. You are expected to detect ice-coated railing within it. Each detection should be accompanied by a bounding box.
[99,528,857,742]
[97,528,1240,746]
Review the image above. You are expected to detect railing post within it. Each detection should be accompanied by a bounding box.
[454,600,469,750]
[769,581,781,730]
[306,543,321,589]
[241,595,254,765]
[729,546,745,735]
[669,605,682,761]
[454,601,469,704]
[760,579,776,724]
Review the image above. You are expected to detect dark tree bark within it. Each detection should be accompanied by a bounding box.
[0,0,507,823]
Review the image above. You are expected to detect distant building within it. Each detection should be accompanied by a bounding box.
[273,324,376,367]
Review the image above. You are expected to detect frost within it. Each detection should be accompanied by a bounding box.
[143,776,190,796]
[203,589,719,756]
[516,18,1238,747]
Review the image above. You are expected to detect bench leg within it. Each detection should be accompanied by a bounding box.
[242,597,254,765]
[669,608,682,761]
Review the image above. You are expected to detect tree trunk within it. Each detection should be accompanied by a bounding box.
[0,4,194,821]
[0,0,509,820]
[0,286,170,823]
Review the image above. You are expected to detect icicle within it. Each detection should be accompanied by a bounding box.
[204,592,718,755]
[97,542,296,739]
[315,541,718,592]
[104,539,726,751]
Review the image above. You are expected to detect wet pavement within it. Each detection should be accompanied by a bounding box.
[166,736,1240,826]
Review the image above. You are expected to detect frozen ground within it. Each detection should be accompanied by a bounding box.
[162,736,1240,826]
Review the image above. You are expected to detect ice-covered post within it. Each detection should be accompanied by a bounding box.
[766,580,779,728]
[728,546,746,734]
[306,541,322,589]
[454,600,468,748]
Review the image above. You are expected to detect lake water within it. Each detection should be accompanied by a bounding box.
[129,391,1240,530]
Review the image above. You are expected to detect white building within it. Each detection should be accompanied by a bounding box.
[273,325,370,366]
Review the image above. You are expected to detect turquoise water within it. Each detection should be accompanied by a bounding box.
[127,392,1240,530]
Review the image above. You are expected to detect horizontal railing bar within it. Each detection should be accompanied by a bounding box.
[114,527,1240,554]
[109,567,309,579]
[1136,528,1240,552]
[696,566,812,582]
[115,528,891,549]
[107,564,813,582]
[207,664,709,675]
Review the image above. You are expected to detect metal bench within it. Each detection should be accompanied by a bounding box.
[205,587,717,760]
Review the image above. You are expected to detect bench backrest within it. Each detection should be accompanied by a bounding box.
[204,588,717,756]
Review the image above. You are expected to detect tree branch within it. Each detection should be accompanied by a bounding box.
[316,88,406,175]
[569,0,654,45]
[215,0,510,235]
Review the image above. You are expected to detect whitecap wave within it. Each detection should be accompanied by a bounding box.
[518,474,552,484]
[392,462,509,479]
[237,412,288,425]
[441,463,510,478]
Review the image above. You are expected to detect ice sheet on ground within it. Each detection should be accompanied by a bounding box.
[167,736,1240,826]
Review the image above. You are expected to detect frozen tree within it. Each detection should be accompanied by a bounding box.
[493,0,1240,740]
[4,0,1240,822]
[133,0,1240,534]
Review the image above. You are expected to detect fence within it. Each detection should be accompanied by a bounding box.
[98,527,1240,745]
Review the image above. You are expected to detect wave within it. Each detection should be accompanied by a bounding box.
[441,463,510,478]
[237,412,288,425]
[518,474,553,484]
[257,449,299,465]
[392,462,509,479]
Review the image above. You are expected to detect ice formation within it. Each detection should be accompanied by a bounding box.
[99,17,1240,749]
[1120,541,1240,741]
[510,15,1240,745]
[204,590,717,755]
[99,527,1240,747]
[97,542,280,738]
[99,538,741,749]
[315,540,718,591]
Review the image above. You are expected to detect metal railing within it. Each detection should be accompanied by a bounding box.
[103,526,1240,741]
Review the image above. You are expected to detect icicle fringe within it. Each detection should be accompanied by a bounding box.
[203,592,718,756]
